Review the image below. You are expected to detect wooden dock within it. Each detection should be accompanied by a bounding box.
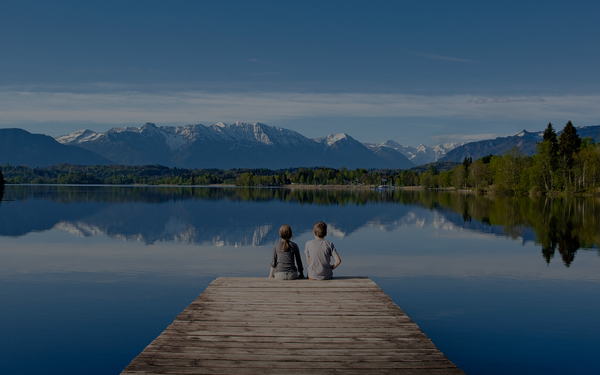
[121,277,464,374]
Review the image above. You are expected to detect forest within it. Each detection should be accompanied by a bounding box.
[1,121,598,195]
[431,121,600,195]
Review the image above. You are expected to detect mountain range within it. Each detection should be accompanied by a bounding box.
[1,122,598,169]
[364,139,463,165]
[54,122,416,169]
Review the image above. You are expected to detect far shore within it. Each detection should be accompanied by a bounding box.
[283,184,427,190]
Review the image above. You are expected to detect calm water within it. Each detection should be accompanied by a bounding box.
[1,185,599,375]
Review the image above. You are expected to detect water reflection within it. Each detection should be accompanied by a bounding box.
[1,185,598,266]
[430,193,599,267]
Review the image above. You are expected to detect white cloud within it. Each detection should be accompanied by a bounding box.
[0,88,599,137]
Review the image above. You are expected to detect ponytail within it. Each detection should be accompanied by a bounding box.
[279,224,293,252]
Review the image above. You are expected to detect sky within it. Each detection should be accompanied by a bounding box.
[1,0,599,146]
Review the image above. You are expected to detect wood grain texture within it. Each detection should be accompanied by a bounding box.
[121,277,464,375]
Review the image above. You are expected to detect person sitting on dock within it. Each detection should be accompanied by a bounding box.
[304,221,341,280]
[269,224,304,280]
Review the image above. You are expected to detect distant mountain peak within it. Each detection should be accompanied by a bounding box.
[363,139,462,165]
[316,133,353,146]
[516,130,526,137]
[56,129,103,144]
[380,139,403,148]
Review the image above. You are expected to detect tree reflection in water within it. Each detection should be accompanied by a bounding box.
[1,185,598,266]
[426,192,598,267]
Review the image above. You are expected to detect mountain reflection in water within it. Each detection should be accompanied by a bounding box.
[1,185,598,267]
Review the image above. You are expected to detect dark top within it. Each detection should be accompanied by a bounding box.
[271,240,304,275]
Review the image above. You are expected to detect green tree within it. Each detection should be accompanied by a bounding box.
[580,137,596,148]
[451,157,472,189]
[462,157,473,169]
[542,122,559,171]
[572,142,600,192]
[451,164,466,189]
[556,121,581,191]
[338,167,349,183]
[558,121,581,170]
[438,169,453,187]
[419,171,432,188]
[398,170,416,186]
[480,154,493,164]
[369,172,380,186]
[235,173,254,186]
[359,172,370,185]
[532,140,558,192]
[493,148,529,194]
[468,160,490,190]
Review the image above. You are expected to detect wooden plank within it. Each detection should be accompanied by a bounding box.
[133,352,449,361]
[126,359,459,369]
[121,277,464,374]
[169,321,418,328]
[148,337,436,347]
[146,342,438,349]
[163,327,426,335]
[123,368,465,375]
[140,348,442,355]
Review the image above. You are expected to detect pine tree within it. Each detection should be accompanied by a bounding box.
[543,122,558,143]
[542,122,559,170]
[558,121,581,170]
[0,166,4,187]
[462,157,472,168]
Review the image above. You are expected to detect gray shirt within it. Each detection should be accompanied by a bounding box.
[271,240,304,275]
[304,238,338,280]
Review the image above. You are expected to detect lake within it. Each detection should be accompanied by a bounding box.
[1,185,599,374]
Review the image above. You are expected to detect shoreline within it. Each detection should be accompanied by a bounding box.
[283,184,426,190]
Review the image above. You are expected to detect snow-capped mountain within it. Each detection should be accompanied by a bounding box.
[364,140,463,165]
[56,122,414,169]
[312,133,414,169]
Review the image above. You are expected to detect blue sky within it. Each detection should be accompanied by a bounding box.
[1,0,599,146]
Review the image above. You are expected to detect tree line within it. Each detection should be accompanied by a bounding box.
[0,163,456,187]
[1,164,230,185]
